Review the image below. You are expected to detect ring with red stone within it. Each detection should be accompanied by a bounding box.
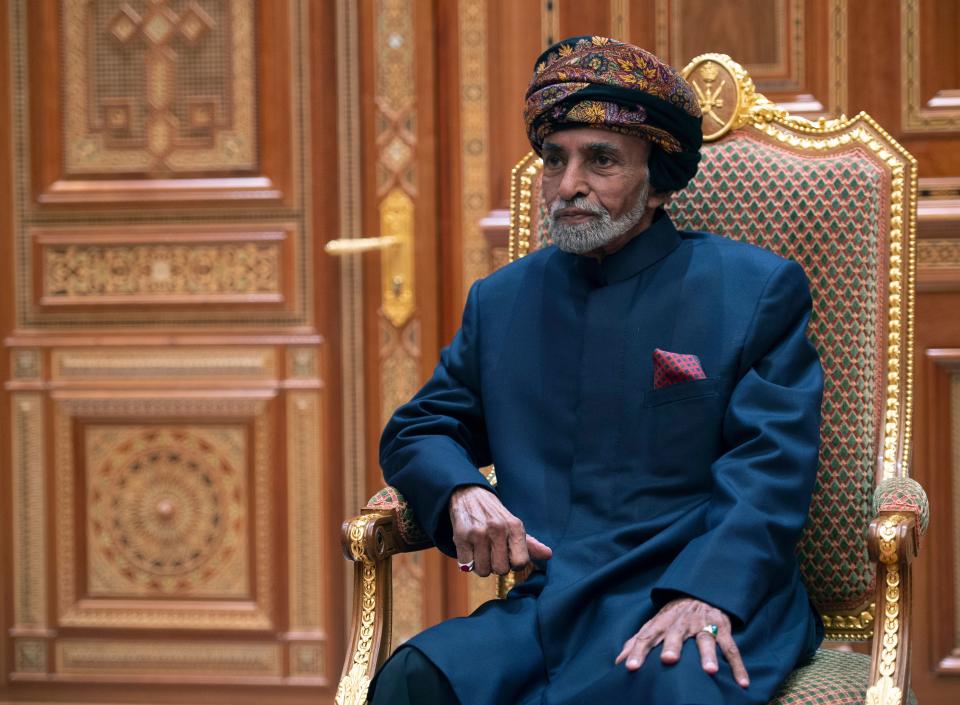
[458,560,475,573]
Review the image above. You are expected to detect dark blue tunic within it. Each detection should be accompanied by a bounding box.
[379,213,824,705]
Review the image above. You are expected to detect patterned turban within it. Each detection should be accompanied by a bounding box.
[524,36,703,192]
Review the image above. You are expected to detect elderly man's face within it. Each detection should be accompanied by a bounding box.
[541,128,669,255]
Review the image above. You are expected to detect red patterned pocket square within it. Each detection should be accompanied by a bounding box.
[652,348,707,389]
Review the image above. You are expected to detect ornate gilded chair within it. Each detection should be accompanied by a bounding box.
[336,55,929,705]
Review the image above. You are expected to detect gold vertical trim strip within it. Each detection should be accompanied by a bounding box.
[828,0,847,115]
[654,0,669,59]
[335,0,367,529]
[287,391,324,635]
[459,0,492,289]
[610,0,629,40]
[541,0,559,49]
[11,393,46,629]
[788,0,802,86]
[374,0,424,645]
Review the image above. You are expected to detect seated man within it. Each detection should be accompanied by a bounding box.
[370,37,823,705]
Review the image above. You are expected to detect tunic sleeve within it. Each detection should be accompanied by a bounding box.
[380,279,495,557]
[650,259,823,625]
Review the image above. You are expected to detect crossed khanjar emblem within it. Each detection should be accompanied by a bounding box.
[691,61,728,128]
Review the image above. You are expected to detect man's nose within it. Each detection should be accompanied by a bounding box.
[557,162,589,201]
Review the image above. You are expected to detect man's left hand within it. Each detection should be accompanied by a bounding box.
[614,597,750,688]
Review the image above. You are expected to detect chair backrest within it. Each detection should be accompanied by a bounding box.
[508,54,917,641]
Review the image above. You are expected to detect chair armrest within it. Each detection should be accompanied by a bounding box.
[865,510,920,705]
[335,488,434,705]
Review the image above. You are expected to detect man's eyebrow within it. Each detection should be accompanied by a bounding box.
[542,143,565,154]
[583,141,621,154]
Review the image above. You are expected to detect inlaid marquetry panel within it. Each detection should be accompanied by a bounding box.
[55,640,281,678]
[31,224,297,314]
[14,639,48,675]
[62,0,257,175]
[21,0,299,206]
[52,346,276,381]
[10,393,47,631]
[54,394,275,630]
[286,391,324,633]
[85,425,251,598]
[459,0,493,292]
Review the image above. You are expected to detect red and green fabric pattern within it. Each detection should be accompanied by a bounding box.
[873,477,929,536]
[668,132,886,613]
[769,649,917,705]
[365,486,430,547]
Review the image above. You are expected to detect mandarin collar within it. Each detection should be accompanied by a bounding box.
[581,210,681,285]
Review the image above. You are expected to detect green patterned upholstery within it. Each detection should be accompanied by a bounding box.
[668,132,886,614]
[770,650,917,705]
[365,486,429,546]
[873,477,929,536]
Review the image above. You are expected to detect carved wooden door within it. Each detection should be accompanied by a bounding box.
[0,1,354,702]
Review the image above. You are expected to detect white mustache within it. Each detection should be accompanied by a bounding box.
[549,197,609,218]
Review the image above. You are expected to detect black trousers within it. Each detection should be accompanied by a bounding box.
[370,646,461,705]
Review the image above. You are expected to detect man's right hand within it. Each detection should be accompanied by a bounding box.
[449,486,553,577]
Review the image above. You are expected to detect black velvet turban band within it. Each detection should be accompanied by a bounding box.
[524,36,704,192]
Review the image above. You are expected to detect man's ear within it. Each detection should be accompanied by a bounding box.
[647,190,674,210]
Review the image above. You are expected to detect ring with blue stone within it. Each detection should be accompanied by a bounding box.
[701,624,719,638]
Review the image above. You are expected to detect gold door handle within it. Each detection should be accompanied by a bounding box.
[324,190,414,328]
[324,235,399,255]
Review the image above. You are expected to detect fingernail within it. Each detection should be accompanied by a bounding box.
[663,650,675,659]
[740,679,750,688]
[627,659,639,669]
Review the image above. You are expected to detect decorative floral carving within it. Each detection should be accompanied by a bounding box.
[44,242,280,299]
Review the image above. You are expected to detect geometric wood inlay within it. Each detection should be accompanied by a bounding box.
[52,346,276,381]
[55,640,281,678]
[14,639,48,674]
[54,394,274,630]
[286,392,324,633]
[62,0,257,174]
[10,393,47,630]
[86,425,250,598]
[289,643,324,678]
[34,225,291,306]
[919,238,960,267]
[43,241,280,300]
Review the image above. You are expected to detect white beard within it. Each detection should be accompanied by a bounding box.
[547,183,650,255]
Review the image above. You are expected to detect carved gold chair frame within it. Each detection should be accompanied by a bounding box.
[337,54,922,705]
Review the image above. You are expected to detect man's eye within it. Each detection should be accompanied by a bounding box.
[544,155,563,168]
[594,154,613,166]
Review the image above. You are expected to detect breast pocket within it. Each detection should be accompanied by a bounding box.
[642,377,722,408]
